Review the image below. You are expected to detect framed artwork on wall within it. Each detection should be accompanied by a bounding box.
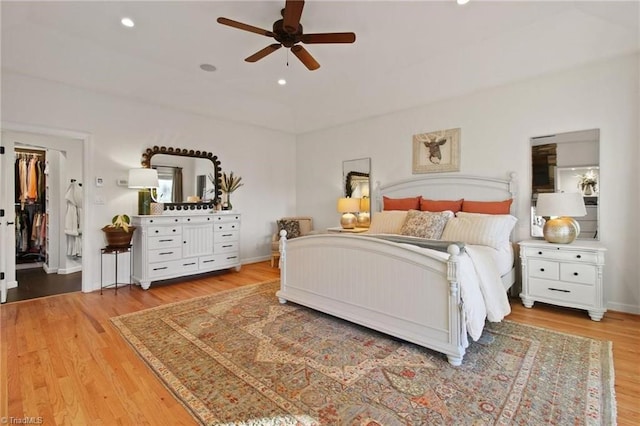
[412,128,460,173]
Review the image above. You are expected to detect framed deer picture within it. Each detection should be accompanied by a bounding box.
[412,128,460,173]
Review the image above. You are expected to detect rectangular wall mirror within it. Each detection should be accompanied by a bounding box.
[530,129,600,240]
[343,158,371,226]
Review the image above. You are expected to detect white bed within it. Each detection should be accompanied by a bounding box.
[276,173,517,366]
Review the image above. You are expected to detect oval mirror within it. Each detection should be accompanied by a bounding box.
[141,146,222,205]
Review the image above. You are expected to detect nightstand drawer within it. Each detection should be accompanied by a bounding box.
[529,259,559,280]
[524,247,597,263]
[560,264,596,285]
[529,278,595,305]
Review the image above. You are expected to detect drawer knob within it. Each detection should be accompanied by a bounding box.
[549,287,570,293]
[540,268,545,272]
[155,230,159,234]
[573,272,579,276]
[538,251,542,255]
[576,254,582,259]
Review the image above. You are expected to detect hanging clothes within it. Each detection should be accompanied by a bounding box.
[64,181,83,257]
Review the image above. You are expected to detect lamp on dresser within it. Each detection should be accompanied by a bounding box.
[337,197,360,229]
[535,192,586,244]
[128,168,159,215]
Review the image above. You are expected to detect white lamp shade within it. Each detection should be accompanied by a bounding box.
[536,192,586,217]
[337,197,361,213]
[128,168,159,189]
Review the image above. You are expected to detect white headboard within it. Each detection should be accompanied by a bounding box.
[374,172,517,214]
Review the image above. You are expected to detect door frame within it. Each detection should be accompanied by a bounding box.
[1,121,92,298]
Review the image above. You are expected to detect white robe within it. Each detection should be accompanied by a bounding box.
[64,182,83,256]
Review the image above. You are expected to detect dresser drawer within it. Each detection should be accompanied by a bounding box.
[143,216,182,225]
[215,241,238,254]
[215,230,239,243]
[215,253,240,267]
[148,226,181,236]
[148,260,181,279]
[177,259,199,274]
[529,278,595,306]
[524,247,597,263]
[148,235,181,249]
[214,222,239,232]
[528,259,559,280]
[214,214,241,223]
[183,216,215,224]
[560,263,596,285]
[148,248,182,263]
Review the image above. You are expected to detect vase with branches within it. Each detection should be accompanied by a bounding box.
[216,171,243,210]
[576,171,598,196]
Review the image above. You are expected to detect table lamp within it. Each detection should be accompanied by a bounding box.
[535,192,586,244]
[357,197,371,228]
[337,197,360,229]
[129,168,159,215]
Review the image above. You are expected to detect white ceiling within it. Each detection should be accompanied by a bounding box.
[2,1,638,134]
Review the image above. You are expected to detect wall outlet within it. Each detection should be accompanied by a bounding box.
[116,179,128,187]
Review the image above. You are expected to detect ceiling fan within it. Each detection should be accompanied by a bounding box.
[217,0,356,71]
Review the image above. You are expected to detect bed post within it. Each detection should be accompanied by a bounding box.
[277,230,288,304]
[446,244,465,366]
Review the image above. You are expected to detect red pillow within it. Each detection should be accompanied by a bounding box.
[462,199,513,214]
[383,196,422,211]
[421,198,463,213]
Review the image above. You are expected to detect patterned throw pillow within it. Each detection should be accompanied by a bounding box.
[400,210,454,239]
[277,219,301,239]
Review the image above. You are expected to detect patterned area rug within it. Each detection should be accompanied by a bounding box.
[111,280,616,425]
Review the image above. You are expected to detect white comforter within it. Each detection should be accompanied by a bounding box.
[399,243,511,344]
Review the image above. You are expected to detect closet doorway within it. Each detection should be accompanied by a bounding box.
[2,130,84,303]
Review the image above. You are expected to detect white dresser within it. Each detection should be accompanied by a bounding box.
[131,212,241,289]
[519,239,606,321]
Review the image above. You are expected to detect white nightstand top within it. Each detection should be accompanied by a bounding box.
[327,227,369,233]
[519,239,607,252]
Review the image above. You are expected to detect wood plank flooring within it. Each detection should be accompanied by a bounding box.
[1,261,638,425]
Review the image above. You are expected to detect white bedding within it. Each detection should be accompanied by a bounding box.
[395,242,511,344]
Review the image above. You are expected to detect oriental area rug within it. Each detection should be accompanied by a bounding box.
[111,280,616,425]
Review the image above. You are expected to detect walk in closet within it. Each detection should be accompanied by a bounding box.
[14,148,47,268]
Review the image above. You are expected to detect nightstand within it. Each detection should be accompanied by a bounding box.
[519,239,606,321]
[327,227,369,233]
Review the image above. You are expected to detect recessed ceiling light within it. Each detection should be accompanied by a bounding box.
[121,17,135,28]
[278,79,287,86]
[457,0,470,5]
[200,64,217,72]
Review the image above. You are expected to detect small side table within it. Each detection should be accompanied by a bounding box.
[101,245,133,295]
[327,227,369,233]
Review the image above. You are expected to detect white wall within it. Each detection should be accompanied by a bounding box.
[296,53,640,314]
[1,72,297,292]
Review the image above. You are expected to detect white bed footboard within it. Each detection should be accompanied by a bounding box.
[276,233,466,366]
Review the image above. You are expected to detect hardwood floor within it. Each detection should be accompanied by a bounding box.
[1,261,638,425]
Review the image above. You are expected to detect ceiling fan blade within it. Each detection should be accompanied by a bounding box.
[283,0,305,34]
[291,45,320,71]
[301,32,356,44]
[245,44,282,62]
[217,17,275,37]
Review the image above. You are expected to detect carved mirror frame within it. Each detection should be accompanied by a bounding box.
[141,146,222,210]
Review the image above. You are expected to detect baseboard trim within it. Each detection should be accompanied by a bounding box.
[58,266,82,275]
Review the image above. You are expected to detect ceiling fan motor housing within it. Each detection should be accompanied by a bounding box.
[273,19,303,48]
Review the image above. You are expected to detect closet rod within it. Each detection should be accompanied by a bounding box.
[15,146,46,154]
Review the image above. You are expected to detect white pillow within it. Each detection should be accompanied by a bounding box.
[368,211,408,234]
[441,214,517,249]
